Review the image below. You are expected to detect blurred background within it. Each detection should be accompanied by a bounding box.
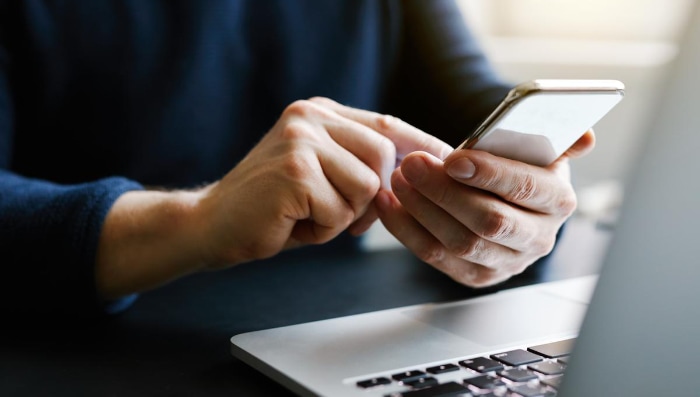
[364,0,696,260]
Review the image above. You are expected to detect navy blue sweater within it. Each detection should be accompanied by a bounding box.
[0,0,511,317]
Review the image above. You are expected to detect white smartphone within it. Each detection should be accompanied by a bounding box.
[456,79,625,166]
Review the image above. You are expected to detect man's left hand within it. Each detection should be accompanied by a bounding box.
[376,130,596,287]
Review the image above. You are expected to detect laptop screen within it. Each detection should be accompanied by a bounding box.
[558,1,700,395]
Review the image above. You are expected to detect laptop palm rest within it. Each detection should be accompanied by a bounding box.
[231,276,595,396]
[401,286,588,346]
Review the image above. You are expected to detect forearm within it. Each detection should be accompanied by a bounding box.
[95,188,210,300]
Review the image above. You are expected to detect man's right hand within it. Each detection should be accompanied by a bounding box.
[95,98,451,299]
[196,98,399,267]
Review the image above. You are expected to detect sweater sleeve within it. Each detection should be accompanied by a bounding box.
[0,172,143,318]
[0,39,143,318]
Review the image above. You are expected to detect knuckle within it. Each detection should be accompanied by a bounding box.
[342,210,356,228]
[307,96,331,105]
[450,232,483,260]
[352,171,381,204]
[556,189,578,216]
[306,213,355,245]
[279,120,312,141]
[375,113,400,132]
[280,150,314,182]
[510,173,538,202]
[479,207,516,240]
[365,172,382,196]
[365,135,396,181]
[283,99,320,119]
[376,136,397,165]
[415,241,446,266]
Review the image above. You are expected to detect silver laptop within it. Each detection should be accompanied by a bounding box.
[230,2,700,395]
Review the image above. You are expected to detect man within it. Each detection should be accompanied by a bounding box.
[0,0,593,317]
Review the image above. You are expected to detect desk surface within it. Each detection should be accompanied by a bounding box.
[0,220,606,396]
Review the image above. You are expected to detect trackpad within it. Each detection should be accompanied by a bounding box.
[401,290,588,346]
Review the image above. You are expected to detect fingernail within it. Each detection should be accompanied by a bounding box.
[447,158,475,179]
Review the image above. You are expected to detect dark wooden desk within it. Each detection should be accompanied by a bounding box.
[0,220,605,396]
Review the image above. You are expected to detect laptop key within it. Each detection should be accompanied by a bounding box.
[357,377,391,388]
[527,339,576,358]
[528,361,566,376]
[426,363,460,374]
[498,368,538,382]
[459,357,504,373]
[491,350,543,366]
[463,374,505,390]
[394,381,473,397]
[393,370,428,383]
[405,376,439,389]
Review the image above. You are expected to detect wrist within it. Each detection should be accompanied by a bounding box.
[95,187,211,299]
[161,188,212,269]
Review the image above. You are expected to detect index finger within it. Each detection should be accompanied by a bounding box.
[309,97,453,161]
[562,129,596,159]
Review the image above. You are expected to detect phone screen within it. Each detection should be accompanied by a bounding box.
[457,80,625,166]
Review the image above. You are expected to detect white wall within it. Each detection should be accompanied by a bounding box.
[458,0,695,188]
[363,0,696,250]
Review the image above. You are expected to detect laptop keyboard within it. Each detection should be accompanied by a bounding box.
[354,338,575,397]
